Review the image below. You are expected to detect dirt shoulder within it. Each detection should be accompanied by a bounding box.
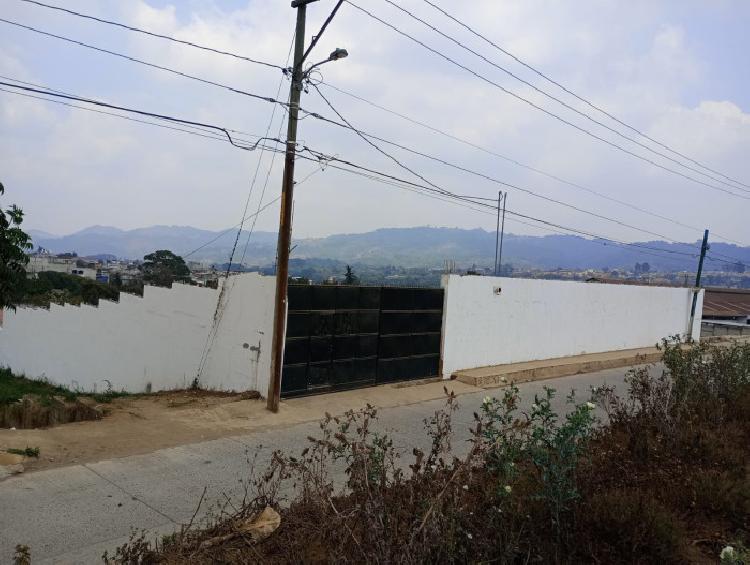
[0,380,478,474]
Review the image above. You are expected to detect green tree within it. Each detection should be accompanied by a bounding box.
[142,250,191,287]
[0,182,33,310]
[344,264,359,285]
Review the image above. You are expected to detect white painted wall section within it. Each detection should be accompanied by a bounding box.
[0,273,276,394]
[440,275,703,378]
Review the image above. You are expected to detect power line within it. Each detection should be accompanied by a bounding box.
[297,147,702,261]
[344,1,750,201]
[0,79,725,267]
[0,79,287,152]
[302,152,701,266]
[419,0,750,192]
[181,197,282,259]
[0,86,241,144]
[311,82,693,244]
[224,38,296,277]
[382,0,749,194]
[0,82,281,151]
[0,18,288,107]
[16,0,284,70]
[0,74,299,144]
[301,0,345,64]
[317,81,745,247]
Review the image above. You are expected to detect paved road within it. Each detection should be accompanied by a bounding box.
[0,366,647,564]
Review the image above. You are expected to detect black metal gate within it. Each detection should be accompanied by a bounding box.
[281,285,444,397]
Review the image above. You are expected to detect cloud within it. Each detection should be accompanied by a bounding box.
[0,0,747,250]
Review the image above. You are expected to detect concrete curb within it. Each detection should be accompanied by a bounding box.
[454,350,663,389]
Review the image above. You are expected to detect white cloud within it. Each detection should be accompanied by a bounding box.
[0,0,748,248]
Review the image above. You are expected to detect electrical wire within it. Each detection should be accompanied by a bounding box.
[296,147,703,261]
[181,197,282,259]
[301,0,345,64]
[0,86,250,144]
[317,81,745,247]
[0,18,288,107]
[15,0,284,70]
[381,0,750,194]
[0,74,300,143]
[1,80,735,268]
[0,79,287,152]
[304,153,701,267]
[344,1,750,201]
[419,0,750,192]
[224,39,295,277]
[311,83,689,244]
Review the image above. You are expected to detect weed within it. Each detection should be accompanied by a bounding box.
[12,545,30,565]
[0,367,76,406]
[6,447,39,458]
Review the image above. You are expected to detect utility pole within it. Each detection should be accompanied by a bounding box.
[267,0,317,412]
[688,229,709,341]
[494,190,501,276]
[497,192,507,276]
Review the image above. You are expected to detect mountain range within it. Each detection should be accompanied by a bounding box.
[28,225,750,272]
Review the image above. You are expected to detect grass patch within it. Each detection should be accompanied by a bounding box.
[0,367,76,406]
[6,447,40,458]
[0,367,131,406]
[1,368,132,429]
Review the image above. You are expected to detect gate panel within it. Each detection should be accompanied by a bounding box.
[281,285,444,397]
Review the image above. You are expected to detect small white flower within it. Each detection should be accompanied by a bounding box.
[504,485,512,493]
[720,546,735,560]
[466,533,473,540]
[482,396,492,405]
[462,484,469,491]
[586,402,596,410]
[430,464,437,471]
[500,376,507,383]
[531,404,539,411]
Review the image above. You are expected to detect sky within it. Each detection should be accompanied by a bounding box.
[1,0,749,248]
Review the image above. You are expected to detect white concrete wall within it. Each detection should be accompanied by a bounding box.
[0,273,276,394]
[441,275,703,378]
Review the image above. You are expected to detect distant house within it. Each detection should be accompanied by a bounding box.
[702,288,750,324]
[26,253,76,277]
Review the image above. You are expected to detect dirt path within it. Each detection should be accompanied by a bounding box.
[0,391,273,473]
[0,380,479,474]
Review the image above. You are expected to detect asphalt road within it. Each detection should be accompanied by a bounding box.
[0,366,647,564]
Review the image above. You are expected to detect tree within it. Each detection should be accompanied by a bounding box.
[142,250,191,287]
[0,182,33,311]
[344,264,359,285]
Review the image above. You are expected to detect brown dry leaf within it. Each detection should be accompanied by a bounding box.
[238,506,281,541]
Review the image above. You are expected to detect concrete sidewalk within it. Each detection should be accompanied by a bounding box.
[0,365,651,564]
[454,346,662,387]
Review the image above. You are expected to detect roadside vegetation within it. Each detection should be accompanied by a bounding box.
[20,271,132,307]
[0,367,129,428]
[101,338,749,564]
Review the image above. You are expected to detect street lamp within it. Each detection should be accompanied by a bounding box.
[304,48,348,78]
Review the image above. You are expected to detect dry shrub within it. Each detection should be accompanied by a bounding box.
[101,339,750,564]
[583,488,685,563]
